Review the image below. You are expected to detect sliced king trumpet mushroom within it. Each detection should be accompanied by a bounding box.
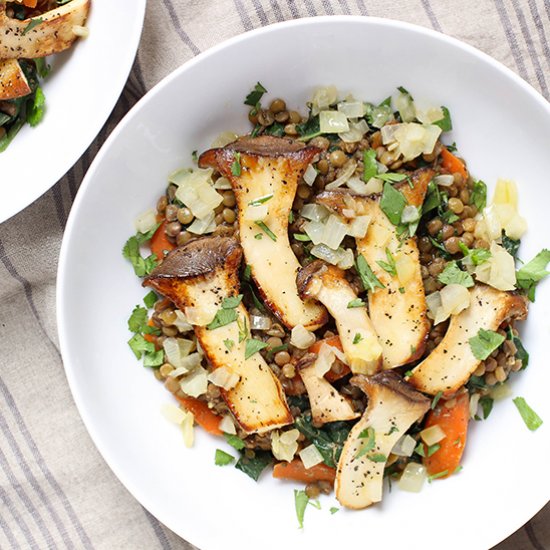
[335,371,430,509]
[408,284,528,395]
[144,236,293,434]
[316,168,434,369]
[0,59,31,100]
[297,260,382,375]
[0,0,90,59]
[199,136,328,331]
[296,355,360,425]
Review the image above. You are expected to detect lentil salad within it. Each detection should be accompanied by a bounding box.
[123,84,547,519]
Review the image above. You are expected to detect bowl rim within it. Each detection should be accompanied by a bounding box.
[57,15,550,548]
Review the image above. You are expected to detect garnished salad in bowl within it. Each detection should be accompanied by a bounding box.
[123,83,547,523]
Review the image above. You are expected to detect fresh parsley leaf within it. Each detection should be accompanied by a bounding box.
[367,453,387,463]
[513,397,543,431]
[127,333,155,359]
[22,17,43,36]
[501,233,521,259]
[431,391,443,410]
[329,507,339,515]
[414,443,426,458]
[244,82,267,107]
[397,85,412,96]
[516,249,550,302]
[428,470,449,482]
[347,298,365,308]
[296,114,322,142]
[222,294,243,309]
[471,180,487,212]
[469,329,505,360]
[440,210,459,224]
[237,315,249,343]
[433,106,452,131]
[288,211,295,224]
[143,291,157,309]
[223,339,235,351]
[143,349,164,368]
[235,450,272,481]
[458,242,491,266]
[248,194,273,206]
[294,233,311,242]
[128,305,148,333]
[207,308,238,330]
[479,396,494,420]
[122,224,160,277]
[380,182,407,226]
[224,433,245,450]
[231,152,242,176]
[378,172,408,184]
[255,220,277,241]
[355,254,385,292]
[308,499,321,510]
[34,58,50,79]
[353,333,363,345]
[294,490,309,529]
[264,122,285,136]
[244,338,268,360]
[377,248,397,277]
[423,181,442,214]
[254,233,263,240]
[437,261,474,287]
[355,427,375,459]
[362,149,378,182]
[27,86,45,127]
[215,449,235,466]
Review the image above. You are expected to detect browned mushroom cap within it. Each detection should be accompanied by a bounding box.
[0,0,90,60]
[335,371,430,509]
[409,284,528,396]
[199,135,328,331]
[145,236,293,434]
[0,59,31,100]
[297,260,382,375]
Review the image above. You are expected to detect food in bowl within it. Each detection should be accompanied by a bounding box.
[0,0,91,151]
[123,83,546,516]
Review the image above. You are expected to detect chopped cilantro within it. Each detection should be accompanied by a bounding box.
[398,287,405,294]
[191,150,198,162]
[423,181,442,214]
[458,242,491,266]
[215,449,235,466]
[296,113,322,141]
[128,305,148,333]
[207,308,238,330]
[127,333,155,359]
[437,261,474,288]
[433,106,452,131]
[362,149,378,182]
[367,453,387,463]
[255,233,263,240]
[26,86,45,127]
[355,254,385,292]
[294,233,311,242]
[294,490,309,529]
[479,396,494,420]
[426,443,440,457]
[267,343,288,360]
[231,152,242,176]
[380,182,407,226]
[428,470,448,482]
[507,327,529,369]
[224,433,245,450]
[431,391,443,410]
[22,17,43,36]
[243,264,252,281]
[255,220,277,241]
[378,172,408,184]
[222,294,243,309]
[143,349,164,368]
[122,224,160,277]
[353,333,363,345]
[237,315,249,343]
[143,291,158,309]
[347,298,365,308]
[355,427,375,459]
[513,397,543,431]
[516,248,550,302]
[469,329,505,360]
[471,180,487,212]
[223,339,235,351]
[248,194,273,206]
[377,248,397,277]
[244,82,267,108]
[264,122,285,136]
[245,338,268,360]
[329,507,339,515]
[414,442,425,458]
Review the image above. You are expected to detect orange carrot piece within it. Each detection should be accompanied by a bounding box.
[143,318,157,344]
[273,459,336,484]
[308,336,350,383]
[150,221,176,260]
[18,0,38,7]
[440,148,468,180]
[423,392,470,478]
[176,396,223,436]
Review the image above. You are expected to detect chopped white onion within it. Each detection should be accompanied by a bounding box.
[163,338,195,370]
[401,205,421,224]
[187,211,216,235]
[346,177,369,194]
[482,205,502,242]
[174,168,222,220]
[381,123,402,144]
[395,91,416,123]
[337,100,365,119]
[304,220,326,245]
[171,353,202,374]
[173,310,193,332]
[211,131,238,148]
[161,403,187,425]
[433,174,454,187]
[291,324,316,349]
[134,208,157,234]
[250,315,272,330]
[207,366,240,390]
[440,284,470,316]
[301,203,330,222]
[213,176,232,190]
[347,215,371,238]
[303,164,318,186]
[489,382,512,401]
[183,306,214,327]
[426,291,443,323]
[493,178,518,209]
[219,414,237,435]
[420,424,446,445]
[398,462,427,493]
[414,101,444,125]
[391,434,417,457]
[319,110,350,134]
[338,119,369,143]
[310,243,341,265]
[299,444,325,469]
[325,160,357,190]
[504,213,527,240]
[244,203,268,221]
[395,252,416,285]
[179,366,208,398]
[180,411,195,448]
[271,429,300,462]
[474,242,516,291]
[337,248,355,270]
[364,177,384,195]
[314,342,336,377]
[469,393,481,419]
[322,215,349,250]
[311,86,338,114]
[393,123,442,161]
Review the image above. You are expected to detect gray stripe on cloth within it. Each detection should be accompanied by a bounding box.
[0,490,21,550]
[268,0,285,21]
[161,0,200,55]
[51,185,67,229]
[493,0,530,81]
[0,378,94,550]
[527,0,550,70]
[142,507,173,550]
[131,57,148,96]
[0,440,57,549]
[320,0,335,15]
[0,240,61,360]
[355,0,370,16]
[252,0,269,25]
[421,0,443,32]
[526,522,546,550]
[511,0,548,98]
[234,0,253,30]
[302,0,318,16]
[284,0,300,18]
[337,0,352,15]
[0,485,37,549]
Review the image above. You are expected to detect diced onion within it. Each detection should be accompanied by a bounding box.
[163,338,195,370]
[219,414,237,435]
[493,178,518,209]
[395,91,416,123]
[179,366,208,398]
[393,123,442,161]
[433,174,454,187]
[337,248,355,270]
[322,215,349,249]
[134,208,157,234]
[169,366,190,379]
[347,215,371,238]
[505,213,527,240]
[304,220,326,245]
[169,353,201,375]
[174,168,222,220]
[337,100,365,119]
[398,462,427,493]
[440,284,470,316]
[312,86,338,114]
[338,119,369,143]
[291,325,316,349]
[489,382,512,401]
[325,160,357,190]
[184,306,214,327]
[213,176,232,190]
[469,393,481,419]
[173,310,193,332]
[299,444,324,469]
[474,242,516,291]
[244,203,268,221]
[303,164,318,186]
[301,203,330,222]
[381,123,402,145]
[414,101,444,125]
[187,211,216,235]
[250,315,272,330]
[426,291,443,324]
[364,177,384,195]
[395,252,416,285]
[211,131,238,148]
[346,177,368,194]
[161,403,188,425]
[391,434,417,457]
[310,244,341,265]
[314,343,336,377]
[401,205,421,224]
[482,205,502,241]
[207,366,240,390]
[271,429,300,462]
[420,424,446,445]
[319,110,350,134]
[181,411,195,448]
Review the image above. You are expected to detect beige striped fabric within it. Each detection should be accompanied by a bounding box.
[1,1,549,548]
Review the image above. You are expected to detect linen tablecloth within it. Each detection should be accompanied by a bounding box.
[1,1,549,548]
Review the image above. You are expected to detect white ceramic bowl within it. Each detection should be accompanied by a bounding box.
[0,0,146,223]
[58,17,550,550]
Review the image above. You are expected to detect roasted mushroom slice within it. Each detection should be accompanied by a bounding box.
[0,59,31,100]
[317,168,434,369]
[409,284,528,396]
[0,0,91,60]
[297,356,359,425]
[199,136,328,330]
[297,260,382,375]
[335,371,430,509]
[144,236,293,434]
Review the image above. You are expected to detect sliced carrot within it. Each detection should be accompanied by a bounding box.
[143,318,157,344]
[423,392,469,478]
[308,336,350,383]
[440,147,468,180]
[16,0,38,7]
[150,221,176,260]
[175,396,223,436]
[273,459,336,484]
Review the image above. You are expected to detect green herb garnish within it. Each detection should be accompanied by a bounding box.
[235,450,272,481]
[428,470,448,482]
[237,315,248,343]
[471,180,487,212]
[294,233,312,242]
[380,181,407,226]
[355,254,385,292]
[433,106,452,131]
[222,294,243,309]
[431,391,443,410]
[245,338,268,360]
[353,333,363,345]
[128,305,148,333]
[248,194,273,206]
[367,453,387,463]
[207,308,238,330]
[127,333,155,359]
[362,149,378,182]
[513,397,543,431]
[122,224,160,277]
[231,152,242,176]
[427,443,441,457]
[438,261,474,287]
[469,329,505,360]
[294,490,309,529]
[347,298,365,308]
[377,248,397,277]
[458,242,491,266]
[223,339,235,351]
[355,427,375,459]
[244,81,267,111]
[215,449,235,466]
[143,291,158,309]
[255,220,277,241]
[143,349,164,367]
[22,17,43,36]
[224,433,245,450]
[516,248,550,302]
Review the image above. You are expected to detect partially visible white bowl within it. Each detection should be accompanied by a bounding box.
[0,0,146,223]
[58,16,550,550]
